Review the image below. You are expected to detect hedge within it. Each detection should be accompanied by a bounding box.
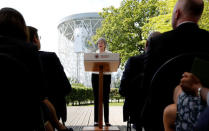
[66,83,124,106]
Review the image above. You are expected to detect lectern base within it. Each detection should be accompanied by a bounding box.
[83,126,120,131]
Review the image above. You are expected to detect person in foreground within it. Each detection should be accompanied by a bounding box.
[0,7,45,131]
[91,37,112,127]
[119,31,161,131]
[163,72,209,131]
[28,26,73,131]
[142,0,209,130]
[180,72,209,131]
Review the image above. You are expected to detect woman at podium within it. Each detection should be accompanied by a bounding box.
[91,37,112,127]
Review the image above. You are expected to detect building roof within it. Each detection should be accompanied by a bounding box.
[59,12,101,25]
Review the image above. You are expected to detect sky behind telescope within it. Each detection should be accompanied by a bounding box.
[0,0,121,53]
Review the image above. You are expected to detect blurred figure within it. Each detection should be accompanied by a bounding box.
[28,26,73,131]
[163,72,209,131]
[119,31,161,131]
[0,7,45,131]
[180,72,209,131]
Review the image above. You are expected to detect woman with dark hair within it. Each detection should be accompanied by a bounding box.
[0,7,45,131]
[91,37,112,127]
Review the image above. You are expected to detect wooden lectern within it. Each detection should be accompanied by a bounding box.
[83,53,120,131]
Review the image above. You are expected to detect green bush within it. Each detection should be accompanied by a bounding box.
[66,83,124,106]
[110,88,124,102]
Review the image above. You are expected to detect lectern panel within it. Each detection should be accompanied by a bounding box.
[84,53,120,72]
[83,53,120,130]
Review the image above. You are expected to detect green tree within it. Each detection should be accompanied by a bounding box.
[199,0,209,31]
[142,0,209,38]
[93,0,209,67]
[93,0,159,66]
[141,0,176,39]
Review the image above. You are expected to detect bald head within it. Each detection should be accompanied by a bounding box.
[172,0,204,29]
[181,0,204,17]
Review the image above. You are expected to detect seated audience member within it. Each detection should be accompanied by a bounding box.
[142,0,209,130]
[119,31,161,131]
[163,72,209,131]
[28,26,73,131]
[119,51,145,131]
[163,86,181,131]
[180,72,209,131]
[0,7,45,130]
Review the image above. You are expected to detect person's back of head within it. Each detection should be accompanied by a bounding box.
[181,0,204,18]
[172,0,204,29]
[145,31,161,52]
[147,31,161,43]
[0,7,28,42]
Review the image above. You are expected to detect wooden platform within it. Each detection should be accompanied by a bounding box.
[66,126,130,131]
[64,106,136,131]
[83,126,120,131]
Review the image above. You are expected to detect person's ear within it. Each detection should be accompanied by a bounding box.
[33,35,39,43]
[33,35,37,42]
[176,9,181,20]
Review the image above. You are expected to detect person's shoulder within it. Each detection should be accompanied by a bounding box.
[156,30,173,41]
[199,28,209,36]
[129,54,145,63]
[0,36,39,53]
[39,51,59,60]
[129,53,144,59]
[128,55,137,62]
[39,51,56,56]
[135,53,145,58]
[148,30,174,49]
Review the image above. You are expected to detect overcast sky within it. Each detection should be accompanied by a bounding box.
[0,0,121,53]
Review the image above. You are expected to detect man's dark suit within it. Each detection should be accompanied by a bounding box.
[119,53,145,129]
[142,23,209,131]
[39,51,72,123]
[0,36,45,130]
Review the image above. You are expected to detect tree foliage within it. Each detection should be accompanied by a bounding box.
[141,0,176,39]
[93,0,209,67]
[199,0,209,30]
[93,0,159,66]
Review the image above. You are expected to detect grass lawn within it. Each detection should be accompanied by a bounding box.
[68,102,124,106]
[109,102,124,106]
